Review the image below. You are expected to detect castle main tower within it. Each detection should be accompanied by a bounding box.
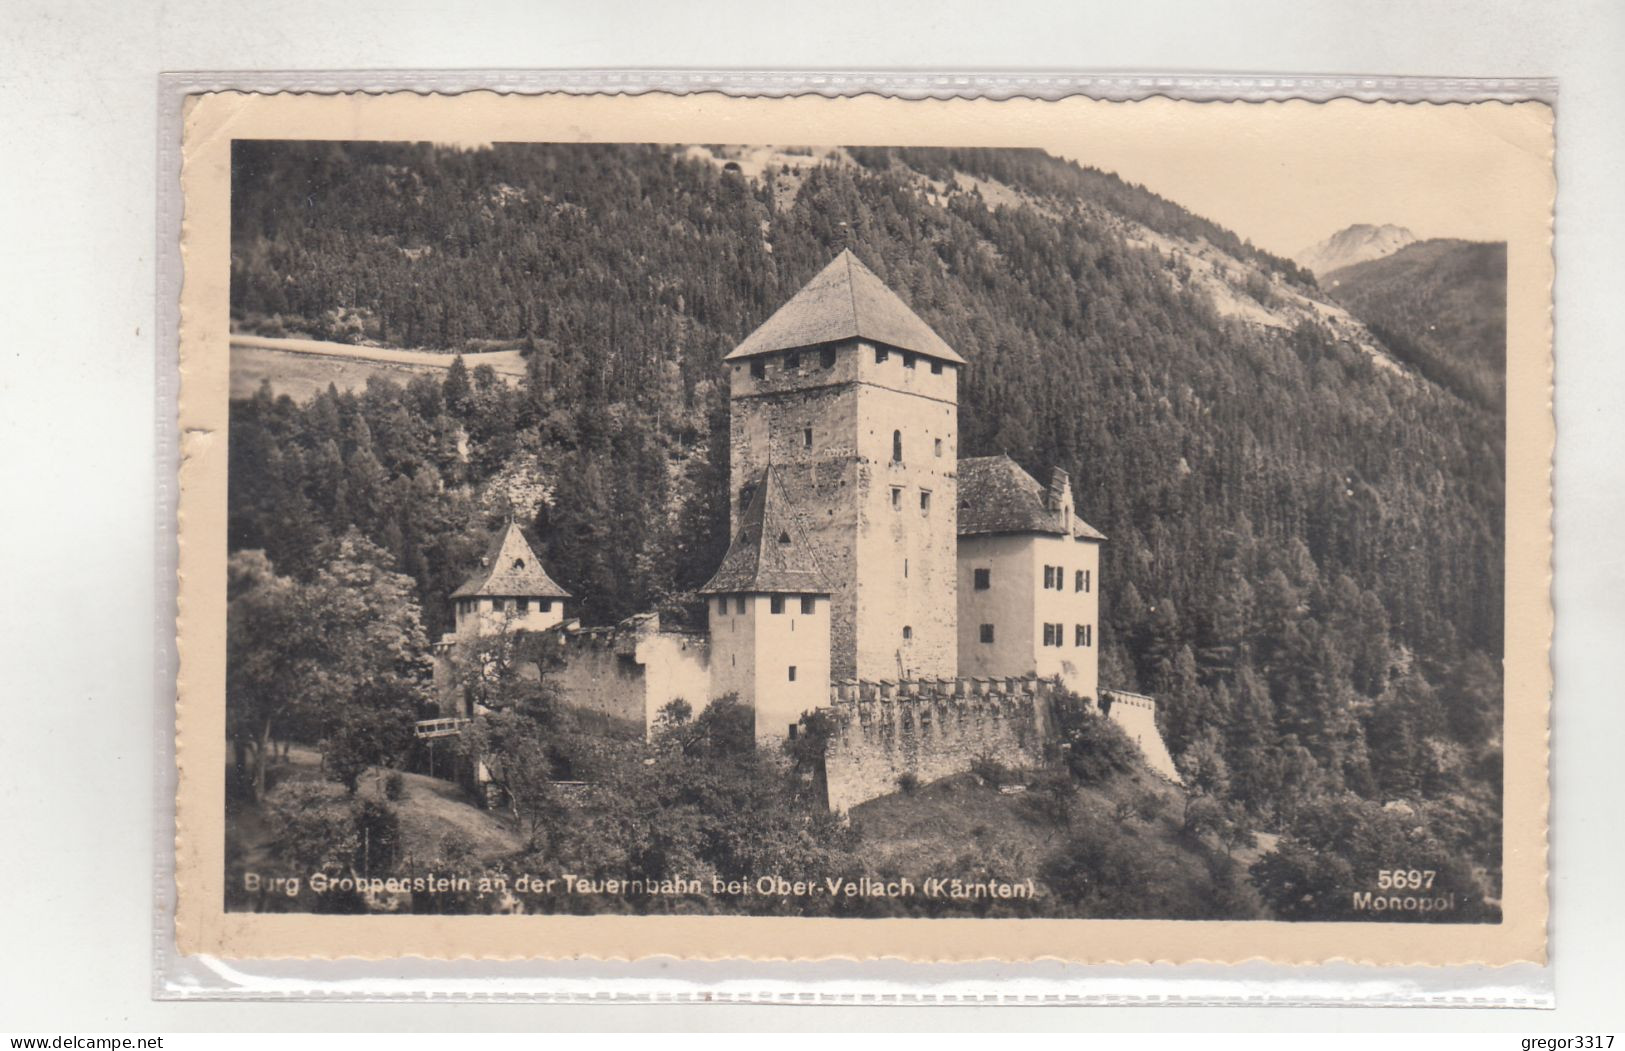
[724,250,963,681]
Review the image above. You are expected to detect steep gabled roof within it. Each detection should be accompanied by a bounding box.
[699,466,833,594]
[452,521,572,599]
[725,249,966,364]
[957,455,1107,541]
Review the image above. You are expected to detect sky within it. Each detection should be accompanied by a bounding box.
[1038,99,1549,258]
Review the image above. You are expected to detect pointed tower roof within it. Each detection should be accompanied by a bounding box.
[725,249,966,364]
[699,467,833,594]
[452,522,572,599]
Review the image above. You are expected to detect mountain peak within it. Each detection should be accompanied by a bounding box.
[1296,223,1417,278]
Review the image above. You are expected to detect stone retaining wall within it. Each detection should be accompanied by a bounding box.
[820,675,1052,812]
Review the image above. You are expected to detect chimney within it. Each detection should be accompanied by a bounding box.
[1047,467,1073,526]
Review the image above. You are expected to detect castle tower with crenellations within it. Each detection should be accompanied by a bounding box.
[723,249,962,682]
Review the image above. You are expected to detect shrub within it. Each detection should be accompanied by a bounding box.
[1023,768,1079,830]
[1244,270,1275,307]
[1180,795,1224,841]
[261,759,294,795]
[267,782,358,876]
[1133,788,1167,823]
[383,771,406,801]
[896,771,920,795]
[1042,823,1167,918]
[970,752,1014,787]
[1062,709,1144,785]
[351,798,402,877]
[788,708,839,775]
[436,828,480,867]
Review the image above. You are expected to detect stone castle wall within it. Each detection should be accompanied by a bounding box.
[511,614,712,736]
[1101,689,1181,782]
[820,675,1053,812]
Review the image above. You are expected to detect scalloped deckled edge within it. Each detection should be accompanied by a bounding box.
[158,78,1554,992]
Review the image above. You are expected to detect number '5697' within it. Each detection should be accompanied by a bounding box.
[1376,869,1436,890]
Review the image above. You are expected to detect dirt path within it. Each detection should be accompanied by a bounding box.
[230,333,528,377]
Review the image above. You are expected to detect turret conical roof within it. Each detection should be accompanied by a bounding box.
[451,521,571,599]
[725,249,965,364]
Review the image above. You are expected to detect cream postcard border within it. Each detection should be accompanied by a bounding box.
[174,89,1553,965]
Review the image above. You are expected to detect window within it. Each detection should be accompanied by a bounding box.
[903,352,916,370]
[518,598,530,613]
[734,595,746,614]
[974,567,991,590]
[891,487,902,510]
[717,597,729,615]
[778,530,791,546]
[770,595,785,614]
[800,595,816,615]
[539,598,553,613]
[904,558,909,578]
[934,437,943,457]
[1056,622,1066,646]
[786,351,800,371]
[788,666,797,682]
[902,625,913,640]
[493,598,507,612]
[980,623,995,643]
[930,360,943,375]
[1075,569,1084,592]
[821,346,837,368]
[1082,624,1094,646]
[875,346,889,364]
[892,430,903,462]
[750,357,765,379]
[803,427,813,449]
[919,489,931,513]
[1043,623,1055,646]
[1043,566,1055,590]
[1075,624,1085,646]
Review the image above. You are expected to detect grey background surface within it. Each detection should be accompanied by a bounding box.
[2,0,1620,1031]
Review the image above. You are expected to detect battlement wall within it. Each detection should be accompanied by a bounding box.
[819,674,1053,812]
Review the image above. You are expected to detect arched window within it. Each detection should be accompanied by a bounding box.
[892,430,903,462]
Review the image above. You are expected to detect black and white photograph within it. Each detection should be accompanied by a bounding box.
[218,125,1527,928]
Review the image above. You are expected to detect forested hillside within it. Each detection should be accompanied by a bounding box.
[1326,239,1508,410]
[228,142,1507,904]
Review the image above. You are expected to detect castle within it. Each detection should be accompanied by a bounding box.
[432,250,1178,805]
